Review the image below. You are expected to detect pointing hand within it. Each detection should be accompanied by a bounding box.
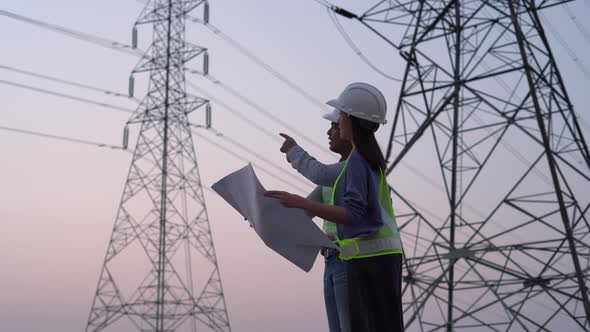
[279,133,297,153]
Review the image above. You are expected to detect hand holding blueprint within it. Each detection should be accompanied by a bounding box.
[212,164,337,272]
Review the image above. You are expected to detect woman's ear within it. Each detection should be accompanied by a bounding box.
[338,113,353,141]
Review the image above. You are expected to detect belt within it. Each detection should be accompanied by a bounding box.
[320,247,339,258]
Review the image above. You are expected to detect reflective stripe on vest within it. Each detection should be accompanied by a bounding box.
[330,155,403,260]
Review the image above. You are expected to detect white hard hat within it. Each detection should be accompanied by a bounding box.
[326,82,387,124]
[322,108,341,123]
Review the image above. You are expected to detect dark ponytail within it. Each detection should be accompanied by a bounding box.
[350,115,386,171]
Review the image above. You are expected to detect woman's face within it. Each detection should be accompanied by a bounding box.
[338,112,353,142]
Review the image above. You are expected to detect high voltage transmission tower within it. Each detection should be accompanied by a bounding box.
[86,1,231,331]
[330,0,590,330]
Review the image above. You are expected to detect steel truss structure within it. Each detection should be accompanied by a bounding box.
[86,1,230,331]
[339,0,590,330]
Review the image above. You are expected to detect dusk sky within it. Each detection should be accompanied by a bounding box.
[1,1,589,331]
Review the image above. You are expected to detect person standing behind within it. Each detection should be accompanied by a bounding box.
[279,108,352,332]
[266,83,404,332]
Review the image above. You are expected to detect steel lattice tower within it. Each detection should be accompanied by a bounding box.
[336,0,590,330]
[86,1,230,331]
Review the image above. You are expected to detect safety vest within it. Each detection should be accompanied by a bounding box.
[321,186,336,239]
[326,156,403,260]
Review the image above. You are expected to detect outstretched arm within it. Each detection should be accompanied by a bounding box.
[280,133,344,186]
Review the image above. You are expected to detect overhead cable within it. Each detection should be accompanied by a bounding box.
[200,73,334,156]
[562,4,590,45]
[186,81,281,142]
[1,6,334,158]
[327,8,402,82]
[0,64,137,101]
[189,123,313,188]
[0,9,142,56]
[0,124,125,150]
[192,130,311,194]
[186,16,329,111]
[0,79,135,114]
[311,0,334,7]
[215,131,313,188]
[540,11,590,80]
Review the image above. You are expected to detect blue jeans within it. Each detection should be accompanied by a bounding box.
[324,255,350,332]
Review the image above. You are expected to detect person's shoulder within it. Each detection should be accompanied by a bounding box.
[349,150,365,163]
[347,151,371,170]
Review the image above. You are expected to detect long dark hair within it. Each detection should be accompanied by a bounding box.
[350,115,386,171]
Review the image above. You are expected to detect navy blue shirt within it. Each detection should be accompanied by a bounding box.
[333,151,383,239]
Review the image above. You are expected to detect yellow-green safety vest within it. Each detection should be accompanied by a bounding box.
[323,156,403,260]
[322,186,336,238]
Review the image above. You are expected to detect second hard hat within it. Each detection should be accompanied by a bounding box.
[322,108,341,123]
[326,82,387,124]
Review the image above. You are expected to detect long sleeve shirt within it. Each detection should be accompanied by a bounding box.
[286,145,344,186]
[305,186,323,203]
[286,146,382,239]
[333,151,383,239]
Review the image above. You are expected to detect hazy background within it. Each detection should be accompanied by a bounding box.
[1,1,589,331]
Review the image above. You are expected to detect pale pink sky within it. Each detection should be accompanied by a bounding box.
[1,1,589,331]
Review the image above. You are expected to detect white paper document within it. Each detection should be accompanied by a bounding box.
[212,164,337,272]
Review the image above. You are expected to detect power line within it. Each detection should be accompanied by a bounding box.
[0,79,135,114]
[562,4,590,45]
[550,3,590,137]
[327,8,402,82]
[311,0,334,7]
[186,84,341,191]
[186,81,281,142]
[0,64,137,101]
[2,6,333,158]
[500,9,590,135]
[0,9,142,56]
[199,73,335,156]
[7,4,578,195]
[141,0,331,116]
[206,128,314,188]
[540,11,590,80]
[3,4,524,224]
[137,1,335,157]
[0,7,331,193]
[186,16,329,111]
[192,130,311,195]
[0,124,125,150]
[189,124,313,189]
